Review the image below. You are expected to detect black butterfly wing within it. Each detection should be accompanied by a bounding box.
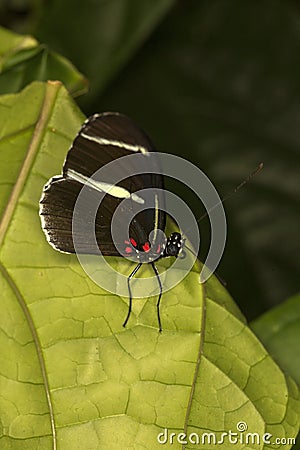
[40,177,126,255]
[40,113,166,256]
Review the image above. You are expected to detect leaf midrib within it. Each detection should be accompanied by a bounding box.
[0,80,63,450]
[0,81,61,246]
[182,279,206,448]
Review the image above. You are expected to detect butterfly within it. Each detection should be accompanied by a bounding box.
[39,112,185,331]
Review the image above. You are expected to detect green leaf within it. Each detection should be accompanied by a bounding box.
[0,82,299,449]
[251,293,300,386]
[0,26,87,97]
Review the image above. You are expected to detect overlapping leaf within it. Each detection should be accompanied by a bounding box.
[252,293,300,387]
[0,27,87,97]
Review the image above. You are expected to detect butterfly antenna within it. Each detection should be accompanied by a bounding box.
[181,163,264,261]
[183,242,198,259]
[195,162,264,224]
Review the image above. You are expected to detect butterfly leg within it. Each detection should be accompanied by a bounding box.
[151,262,163,333]
[123,262,142,328]
[178,249,186,259]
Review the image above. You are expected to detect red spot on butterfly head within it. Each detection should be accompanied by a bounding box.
[142,242,150,252]
[130,238,137,247]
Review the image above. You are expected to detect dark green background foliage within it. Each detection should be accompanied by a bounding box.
[1,0,299,328]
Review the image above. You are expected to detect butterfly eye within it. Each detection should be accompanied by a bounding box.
[166,243,179,256]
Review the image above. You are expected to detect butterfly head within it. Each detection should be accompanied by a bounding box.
[163,232,184,258]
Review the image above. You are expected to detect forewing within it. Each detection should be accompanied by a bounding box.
[40,113,166,256]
